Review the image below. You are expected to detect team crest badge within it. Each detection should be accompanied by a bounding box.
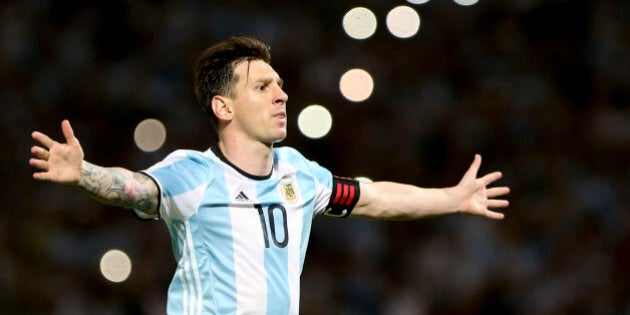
[280,175,299,204]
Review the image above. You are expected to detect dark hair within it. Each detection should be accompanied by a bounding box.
[194,36,272,129]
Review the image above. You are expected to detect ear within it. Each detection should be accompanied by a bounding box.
[211,95,234,121]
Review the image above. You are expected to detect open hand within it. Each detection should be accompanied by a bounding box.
[30,120,84,185]
[453,154,510,219]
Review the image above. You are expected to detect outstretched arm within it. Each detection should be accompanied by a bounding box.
[30,120,159,216]
[351,154,509,220]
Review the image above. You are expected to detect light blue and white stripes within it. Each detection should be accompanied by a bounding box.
[140,147,334,315]
[171,221,203,315]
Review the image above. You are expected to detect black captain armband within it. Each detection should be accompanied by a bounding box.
[323,176,361,218]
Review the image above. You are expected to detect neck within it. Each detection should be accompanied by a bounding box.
[217,137,274,177]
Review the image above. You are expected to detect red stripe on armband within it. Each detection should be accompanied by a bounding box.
[341,184,349,205]
[333,182,342,203]
[345,186,355,206]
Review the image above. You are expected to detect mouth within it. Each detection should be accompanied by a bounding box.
[273,112,286,120]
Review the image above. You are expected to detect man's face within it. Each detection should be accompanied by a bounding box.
[229,59,288,145]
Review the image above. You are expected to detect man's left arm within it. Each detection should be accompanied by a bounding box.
[350,155,509,220]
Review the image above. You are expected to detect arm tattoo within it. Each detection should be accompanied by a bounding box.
[78,162,158,214]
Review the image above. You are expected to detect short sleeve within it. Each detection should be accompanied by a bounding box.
[137,150,214,221]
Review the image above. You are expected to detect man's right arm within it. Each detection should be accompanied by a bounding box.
[30,120,159,216]
[79,162,159,215]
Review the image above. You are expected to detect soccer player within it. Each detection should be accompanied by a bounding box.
[29,36,509,315]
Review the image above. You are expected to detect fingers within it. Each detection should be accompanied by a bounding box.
[31,131,57,149]
[466,154,482,177]
[483,210,505,220]
[460,155,509,220]
[460,155,482,186]
[31,120,75,148]
[481,200,508,220]
[31,145,49,160]
[30,144,51,176]
[480,171,503,186]
[29,144,50,172]
[487,186,510,198]
[61,119,76,144]
[29,157,48,172]
[32,170,51,181]
[30,122,61,180]
[30,136,51,180]
[30,120,80,183]
[487,199,509,208]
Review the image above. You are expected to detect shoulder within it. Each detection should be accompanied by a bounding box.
[144,148,218,193]
[273,146,314,166]
[274,146,331,177]
[147,149,215,172]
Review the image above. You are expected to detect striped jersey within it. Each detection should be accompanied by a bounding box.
[135,145,352,315]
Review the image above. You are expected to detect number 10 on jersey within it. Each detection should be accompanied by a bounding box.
[255,204,289,248]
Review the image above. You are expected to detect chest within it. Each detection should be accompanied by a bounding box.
[196,174,316,250]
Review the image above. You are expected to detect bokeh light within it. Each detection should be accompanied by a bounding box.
[453,0,479,6]
[297,105,333,139]
[339,68,374,102]
[99,249,132,283]
[407,0,431,4]
[386,6,421,39]
[134,118,166,152]
[342,7,378,40]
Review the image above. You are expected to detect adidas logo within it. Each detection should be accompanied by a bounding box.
[235,191,250,202]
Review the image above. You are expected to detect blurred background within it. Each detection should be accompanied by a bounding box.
[1,0,628,314]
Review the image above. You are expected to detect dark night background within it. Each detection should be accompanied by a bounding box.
[1,0,628,314]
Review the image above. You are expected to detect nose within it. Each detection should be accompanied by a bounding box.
[274,85,288,105]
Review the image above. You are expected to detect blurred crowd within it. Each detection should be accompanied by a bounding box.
[1,0,628,314]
